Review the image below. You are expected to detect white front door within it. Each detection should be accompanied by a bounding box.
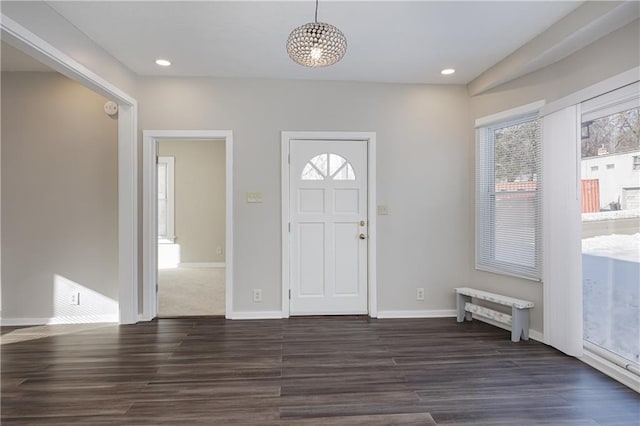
[289,139,368,315]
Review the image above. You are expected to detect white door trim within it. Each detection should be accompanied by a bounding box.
[142,130,234,320]
[281,131,377,318]
[1,14,139,324]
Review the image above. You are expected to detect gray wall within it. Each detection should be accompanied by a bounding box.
[158,139,226,263]
[467,19,640,333]
[1,72,118,320]
[2,2,637,328]
[138,79,473,313]
[470,20,640,117]
[1,1,138,96]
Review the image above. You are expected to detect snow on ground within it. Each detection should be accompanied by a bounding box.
[582,233,639,364]
[582,209,640,222]
[582,233,640,262]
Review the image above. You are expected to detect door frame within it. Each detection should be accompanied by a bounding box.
[142,130,234,320]
[1,15,139,324]
[281,131,377,318]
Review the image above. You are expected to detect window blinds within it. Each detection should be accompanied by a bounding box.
[476,112,542,280]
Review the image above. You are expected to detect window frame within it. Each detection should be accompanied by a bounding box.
[580,84,640,375]
[475,103,544,281]
[157,156,175,244]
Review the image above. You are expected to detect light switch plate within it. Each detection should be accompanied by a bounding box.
[377,205,389,215]
[247,192,263,203]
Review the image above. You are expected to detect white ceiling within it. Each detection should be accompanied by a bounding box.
[46,1,582,84]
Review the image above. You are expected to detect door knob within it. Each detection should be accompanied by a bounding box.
[359,233,366,240]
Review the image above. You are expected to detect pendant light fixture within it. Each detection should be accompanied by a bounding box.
[286,0,347,67]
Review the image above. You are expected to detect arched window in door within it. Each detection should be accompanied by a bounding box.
[301,153,355,181]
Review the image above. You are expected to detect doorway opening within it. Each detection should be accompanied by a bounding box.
[156,139,226,317]
[143,131,233,320]
[1,15,138,324]
[281,132,377,318]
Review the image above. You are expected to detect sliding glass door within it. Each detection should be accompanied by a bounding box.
[581,84,639,373]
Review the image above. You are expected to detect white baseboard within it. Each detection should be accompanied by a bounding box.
[580,349,640,393]
[376,309,457,319]
[227,311,284,320]
[138,313,152,322]
[1,314,119,326]
[145,309,453,320]
[473,314,544,343]
[136,311,285,321]
[179,262,225,268]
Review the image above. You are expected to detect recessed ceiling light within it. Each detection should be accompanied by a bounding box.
[441,68,455,75]
[155,59,171,67]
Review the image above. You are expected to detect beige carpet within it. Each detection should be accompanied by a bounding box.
[158,267,225,316]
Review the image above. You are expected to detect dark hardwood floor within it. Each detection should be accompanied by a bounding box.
[2,317,638,425]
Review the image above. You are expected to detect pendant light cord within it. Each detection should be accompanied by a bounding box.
[315,0,319,23]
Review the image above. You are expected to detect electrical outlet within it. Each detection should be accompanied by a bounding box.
[253,289,262,302]
[416,288,425,301]
[70,292,80,305]
[216,247,222,255]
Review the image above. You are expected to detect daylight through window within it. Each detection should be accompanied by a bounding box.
[476,112,542,280]
[301,153,355,181]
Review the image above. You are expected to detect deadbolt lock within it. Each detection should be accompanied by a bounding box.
[359,220,366,226]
